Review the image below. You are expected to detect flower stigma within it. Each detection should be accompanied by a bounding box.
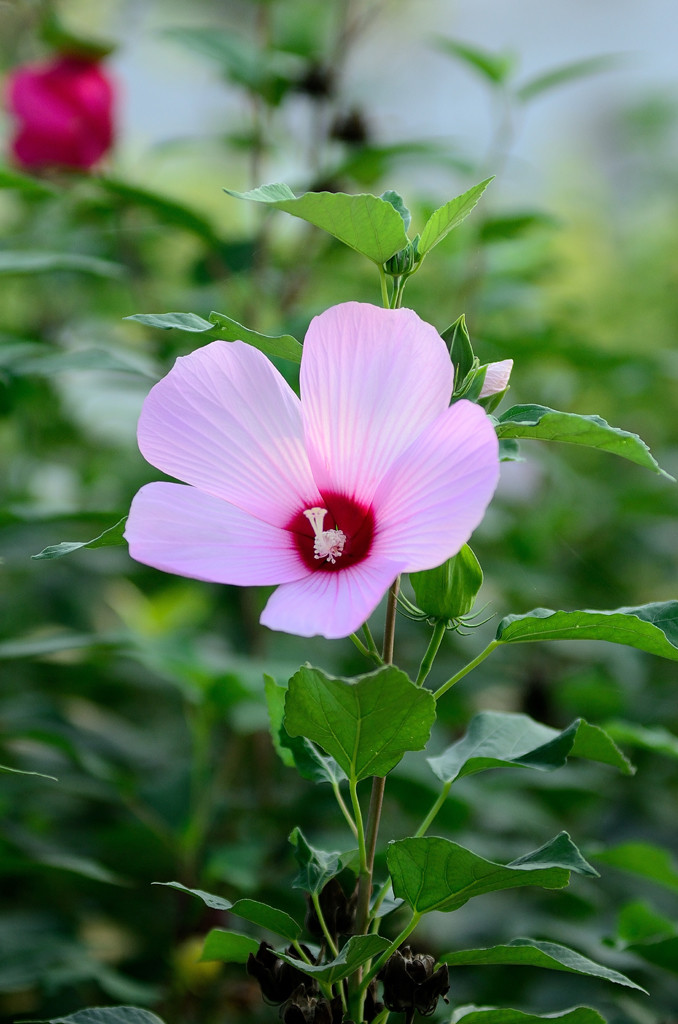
[303,507,347,565]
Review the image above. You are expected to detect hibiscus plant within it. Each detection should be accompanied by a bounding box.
[28,180,677,1024]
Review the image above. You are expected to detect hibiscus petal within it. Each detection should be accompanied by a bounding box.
[300,302,453,506]
[125,482,307,585]
[137,340,321,528]
[372,399,499,571]
[260,557,402,639]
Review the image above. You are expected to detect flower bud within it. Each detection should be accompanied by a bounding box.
[282,989,344,1024]
[247,942,311,1004]
[479,359,513,398]
[409,544,483,623]
[304,877,358,942]
[7,54,115,171]
[384,238,419,277]
[378,946,450,1021]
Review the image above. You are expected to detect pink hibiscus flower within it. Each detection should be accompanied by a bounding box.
[125,302,500,639]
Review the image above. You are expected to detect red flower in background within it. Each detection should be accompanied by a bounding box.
[7,55,114,171]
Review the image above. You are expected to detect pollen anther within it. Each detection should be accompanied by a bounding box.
[303,506,347,565]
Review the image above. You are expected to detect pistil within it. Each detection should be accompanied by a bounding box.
[303,507,347,565]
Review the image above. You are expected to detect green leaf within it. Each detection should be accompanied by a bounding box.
[495,404,674,478]
[32,518,128,560]
[428,711,633,785]
[387,832,591,914]
[0,251,125,277]
[418,178,494,256]
[124,312,214,332]
[200,928,260,963]
[602,719,678,760]
[0,763,57,781]
[98,177,224,246]
[154,880,232,910]
[508,832,597,877]
[441,937,645,992]
[592,841,678,893]
[277,935,390,983]
[9,347,155,378]
[224,184,409,264]
[208,311,302,362]
[496,601,678,661]
[164,27,301,105]
[517,55,623,103]
[435,39,515,84]
[289,826,343,895]
[124,310,302,363]
[615,900,676,945]
[451,1007,606,1024]
[0,164,57,197]
[380,190,411,231]
[284,664,436,782]
[36,1010,167,1024]
[154,881,302,939]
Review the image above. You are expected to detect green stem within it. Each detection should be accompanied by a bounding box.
[415,781,451,837]
[360,911,422,993]
[433,639,500,701]
[362,622,383,663]
[415,619,447,686]
[354,576,400,949]
[378,264,390,307]
[312,890,339,959]
[332,780,358,839]
[349,628,383,666]
[350,778,368,878]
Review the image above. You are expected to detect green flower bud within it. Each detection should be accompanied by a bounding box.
[409,544,483,622]
[384,237,419,277]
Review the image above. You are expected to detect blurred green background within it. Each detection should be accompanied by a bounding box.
[1,2,677,1022]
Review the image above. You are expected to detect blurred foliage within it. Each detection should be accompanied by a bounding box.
[0,1,677,1023]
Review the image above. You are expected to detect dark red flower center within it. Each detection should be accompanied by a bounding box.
[287,491,375,573]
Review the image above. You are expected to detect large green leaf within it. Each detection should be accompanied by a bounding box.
[428,711,633,784]
[0,251,124,277]
[277,935,390,983]
[495,404,673,478]
[40,1010,167,1024]
[418,178,494,255]
[125,310,302,363]
[200,928,260,963]
[592,841,678,893]
[224,183,409,264]
[284,665,436,782]
[154,881,301,940]
[440,937,645,991]
[613,904,678,975]
[387,832,594,914]
[32,518,128,560]
[451,1007,605,1024]
[496,602,678,661]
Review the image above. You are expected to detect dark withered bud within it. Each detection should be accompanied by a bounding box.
[296,62,335,99]
[378,946,450,1021]
[305,877,358,943]
[282,988,344,1024]
[330,108,369,145]
[363,978,385,1023]
[246,942,311,1004]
